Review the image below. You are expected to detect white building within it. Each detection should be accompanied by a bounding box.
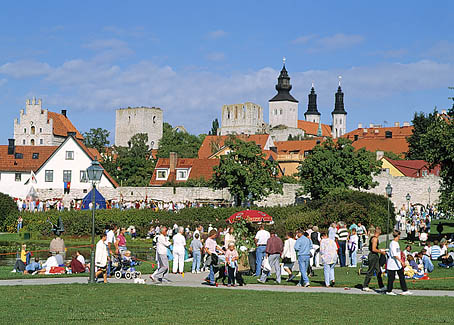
[14,98,84,146]
[0,136,117,199]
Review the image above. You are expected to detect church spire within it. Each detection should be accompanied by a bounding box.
[332,79,347,115]
[305,84,320,116]
[269,60,298,103]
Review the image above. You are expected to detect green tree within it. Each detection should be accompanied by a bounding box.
[108,133,155,186]
[83,128,110,153]
[419,117,454,210]
[383,151,404,160]
[297,138,381,200]
[406,110,437,159]
[157,123,204,158]
[209,118,219,135]
[211,137,283,206]
[0,192,18,231]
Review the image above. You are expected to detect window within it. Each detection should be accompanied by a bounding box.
[0,172,1,181]
[422,170,428,177]
[153,116,156,124]
[32,153,39,159]
[176,170,188,180]
[40,139,43,145]
[30,139,35,146]
[39,128,42,133]
[23,128,26,134]
[385,131,392,138]
[31,126,35,135]
[354,135,358,141]
[22,139,26,145]
[15,153,23,159]
[156,170,168,180]
[65,151,74,160]
[280,109,283,115]
[63,170,72,182]
[80,170,88,182]
[45,170,54,182]
[15,173,21,182]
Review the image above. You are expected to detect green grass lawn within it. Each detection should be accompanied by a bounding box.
[430,219,454,235]
[0,284,453,324]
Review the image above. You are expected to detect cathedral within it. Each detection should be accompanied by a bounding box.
[219,60,348,141]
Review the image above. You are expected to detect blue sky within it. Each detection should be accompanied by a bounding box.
[0,1,453,143]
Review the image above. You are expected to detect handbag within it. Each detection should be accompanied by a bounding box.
[262,256,271,272]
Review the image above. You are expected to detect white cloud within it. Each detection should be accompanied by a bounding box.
[0,60,52,78]
[83,38,134,62]
[207,30,227,39]
[205,52,225,61]
[291,34,317,44]
[424,40,454,60]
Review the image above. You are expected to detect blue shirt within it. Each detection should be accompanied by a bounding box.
[25,262,41,272]
[294,236,313,257]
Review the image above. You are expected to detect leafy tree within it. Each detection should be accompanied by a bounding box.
[83,128,110,153]
[157,123,204,158]
[209,118,219,135]
[406,110,437,159]
[297,138,381,200]
[419,117,454,210]
[211,137,283,206]
[280,175,299,184]
[383,151,404,160]
[0,192,18,231]
[107,133,155,186]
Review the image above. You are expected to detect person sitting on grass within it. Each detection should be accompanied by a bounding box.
[25,257,42,274]
[418,249,434,273]
[12,244,30,273]
[438,251,454,268]
[70,253,85,274]
[38,252,59,274]
[403,245,413,259]
[76,251,89,272]
[404,254,423,278]
[431,241,442,260]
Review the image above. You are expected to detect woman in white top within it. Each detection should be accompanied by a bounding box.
[386,230,412,295]
[282,232,297,282]
[172,227,187,274]
[224,226,236,248]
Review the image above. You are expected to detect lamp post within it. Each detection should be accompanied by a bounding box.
[385,182,393,249]
[428,186,431,206]
[86,157,104,283]
[406,193,411,217]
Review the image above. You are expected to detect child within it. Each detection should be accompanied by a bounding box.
[348,229,358,267]
[190,233,203,274]
[224,242,238,287]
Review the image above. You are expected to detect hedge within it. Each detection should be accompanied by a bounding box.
[5,190,394,237]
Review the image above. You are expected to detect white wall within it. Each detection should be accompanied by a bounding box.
[0,171,31,198]
[269,101,298,128]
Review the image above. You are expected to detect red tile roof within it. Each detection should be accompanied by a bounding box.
[275,139,324,154]
[351,138,409,156]
[150,158,220,186]
[297,120,332,137]
[198,134,271,159]
[47,111,84,140]
[344,125,413,140]
[384,158,440,178]
[0,145,57,172]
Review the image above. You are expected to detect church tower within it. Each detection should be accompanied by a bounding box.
[269,58,298,129]
[304,83,320,124]
[331,77,347,138]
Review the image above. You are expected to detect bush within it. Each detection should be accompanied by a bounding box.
[10,190,394,237]
[0,192,19,231]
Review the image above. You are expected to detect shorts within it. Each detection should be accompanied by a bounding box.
[96,265,107,273]
[284,262,294,269]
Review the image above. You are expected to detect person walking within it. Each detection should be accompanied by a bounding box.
[337,222,348,267]
[386,230,412,295]
[282,232,297,281]
[294,230,313,287]
[150,226,171,283]
[190,233,203,273]
[254,225,270,277]
[172,226,186,274]
[225,242,239,287]
[257,229,284,284]
[310,226,321,267]
[95,233,109,283]
[204,229,222,286]
[17,216,23,233]
[363,227,387,292]
[348,228,359,267]
[320,232,337,287]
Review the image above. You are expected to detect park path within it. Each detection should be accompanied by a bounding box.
[1,272,453,297]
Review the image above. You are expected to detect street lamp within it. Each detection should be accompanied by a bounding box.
[406,193,411,217]
[385,182,393,248]
[428,186,431,206]
[86,157,104,283]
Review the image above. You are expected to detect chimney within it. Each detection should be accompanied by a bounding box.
[169,152,178,174]
[376,150,384,161]
[403,121,410,127]
[61,109,67,117]
[394,122,400,127]
[7,139,15,155]
[357,123,362,129]
[369,123,374,128]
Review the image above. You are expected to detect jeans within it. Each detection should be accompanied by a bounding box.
[387,268,408,292]
[260,253,282,283]
[255,246,266,276]
[323,263,335,286]
[349,249,357,266]
[438,262,454,268]
[338,241,346,267]
[297,255,310,285]
[363,253,384,288]
[192,251,201,272]
[209,265,215,284]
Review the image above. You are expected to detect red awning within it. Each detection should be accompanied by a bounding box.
[226,210,273,224]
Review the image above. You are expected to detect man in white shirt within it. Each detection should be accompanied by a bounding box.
[193,225,202,239]
[106,224,117,276]
[150,226,171,282]
[95,233,109,283]
[172,227,186,274]
[254,224,270,277]
[39,252,59,274]
[386,230,412,295]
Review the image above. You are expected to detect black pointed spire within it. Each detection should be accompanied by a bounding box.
[269,61,298,103]
[305,84,320,117]
[332,83,347,115]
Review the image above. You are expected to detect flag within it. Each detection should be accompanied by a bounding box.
[30,170,37,184]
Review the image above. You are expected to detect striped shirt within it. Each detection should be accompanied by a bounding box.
[431,245,442,260]
[338,228,349,242]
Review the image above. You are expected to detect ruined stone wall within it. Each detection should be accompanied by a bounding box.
[219,102,264,135]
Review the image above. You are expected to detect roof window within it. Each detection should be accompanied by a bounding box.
[32,153,39,159]
[15,153,23,159]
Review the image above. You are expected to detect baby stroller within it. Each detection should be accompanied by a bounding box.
[112,255,142,280]
[358,254,369,275]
